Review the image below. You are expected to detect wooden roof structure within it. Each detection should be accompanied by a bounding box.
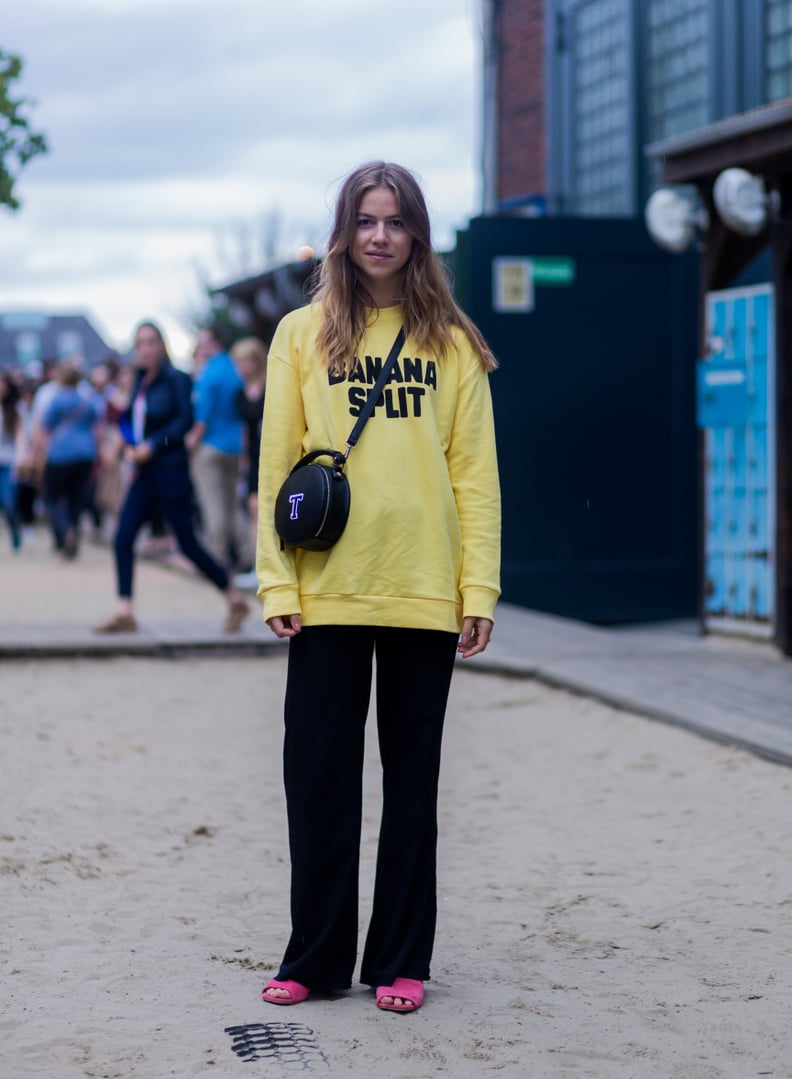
[213,259,320,343]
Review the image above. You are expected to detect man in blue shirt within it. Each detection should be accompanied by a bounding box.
[186,325,251,570]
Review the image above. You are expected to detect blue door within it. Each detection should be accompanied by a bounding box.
[700,285,775,636]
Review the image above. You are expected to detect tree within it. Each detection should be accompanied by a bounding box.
[0,50,48,210]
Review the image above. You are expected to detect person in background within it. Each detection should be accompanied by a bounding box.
[231,335,267,590]
[185,324,251,572]
[257,161,500,1013]
[23,358,60,497]
[12,373,38,533]
[89,359,114,402]
[0,372,24,551]
[41,364,101,559]
[190,334,212,381]
[94,321,249,634]
[106,361,173,559]
[79,359,118,539]
[27,356,101,496]
[29,357,60,427]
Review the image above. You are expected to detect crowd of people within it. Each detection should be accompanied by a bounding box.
[0,324,268,633]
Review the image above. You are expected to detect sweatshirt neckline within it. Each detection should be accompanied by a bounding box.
[365,304,403,325]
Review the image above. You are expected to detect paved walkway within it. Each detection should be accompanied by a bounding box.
[480,603,792,766]
[2,527,791,764]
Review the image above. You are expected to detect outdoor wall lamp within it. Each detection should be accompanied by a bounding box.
[712,167,776,236]
[644,186,709,252]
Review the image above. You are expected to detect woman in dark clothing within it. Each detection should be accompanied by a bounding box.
[231,335,267,588]
[94,321,250,634]
[0,373,23,551]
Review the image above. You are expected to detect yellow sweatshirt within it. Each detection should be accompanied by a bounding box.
[256,302,501,633]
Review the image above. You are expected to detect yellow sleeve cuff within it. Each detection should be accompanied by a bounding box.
[461,586,500,623]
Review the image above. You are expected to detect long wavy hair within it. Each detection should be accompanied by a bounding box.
[313,161,497,376]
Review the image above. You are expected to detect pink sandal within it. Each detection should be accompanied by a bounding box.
[261,978,310,1005]
[375,977,424,1012]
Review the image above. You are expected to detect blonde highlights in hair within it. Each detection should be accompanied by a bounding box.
[312,161,497,375]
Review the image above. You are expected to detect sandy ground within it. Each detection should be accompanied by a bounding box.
[2,648,792,1079]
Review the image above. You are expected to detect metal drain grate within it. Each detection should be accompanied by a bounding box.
[224,1022,329,1071]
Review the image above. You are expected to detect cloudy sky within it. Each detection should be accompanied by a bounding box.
[2,0,483,360]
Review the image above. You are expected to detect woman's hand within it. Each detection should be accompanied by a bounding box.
[124,441,153,465]
[457,616,493,658]
[267,614,302,639]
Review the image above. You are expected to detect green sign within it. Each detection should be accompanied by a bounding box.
[531,257,575,286]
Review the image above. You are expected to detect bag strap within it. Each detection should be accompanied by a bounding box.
[343,327,405,457]
[53,398,91,433]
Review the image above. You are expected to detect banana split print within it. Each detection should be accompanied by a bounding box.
[329,353,437,419]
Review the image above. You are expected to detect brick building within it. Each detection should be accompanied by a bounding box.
[479,0,792,652]
[483,0,792,218]
[483,0,546,209]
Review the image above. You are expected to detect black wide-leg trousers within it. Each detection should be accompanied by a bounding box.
[276,624,458,991]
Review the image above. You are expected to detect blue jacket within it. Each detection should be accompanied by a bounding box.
[193,350,244,454]
[122,361,193,468]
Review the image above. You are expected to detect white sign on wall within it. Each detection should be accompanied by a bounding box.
[492,257,534,313]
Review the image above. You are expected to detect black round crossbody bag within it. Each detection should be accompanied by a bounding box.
[274,449,350,552]
[274,328,405,551]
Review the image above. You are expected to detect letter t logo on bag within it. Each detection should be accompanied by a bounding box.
[288,493,304,520]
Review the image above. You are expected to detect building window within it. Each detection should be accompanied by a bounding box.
[15,332,41,368]
[645,0,709,142]
[765,0,792,101]
[570,0,631,215]
[57,330,83,359]
[643,0,710,193]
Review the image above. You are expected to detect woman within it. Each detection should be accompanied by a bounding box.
[41,364,101,559]
[257,162,501,1013]
[231,335,267,589]
[0,373,24,551]
[94,321,249,634]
